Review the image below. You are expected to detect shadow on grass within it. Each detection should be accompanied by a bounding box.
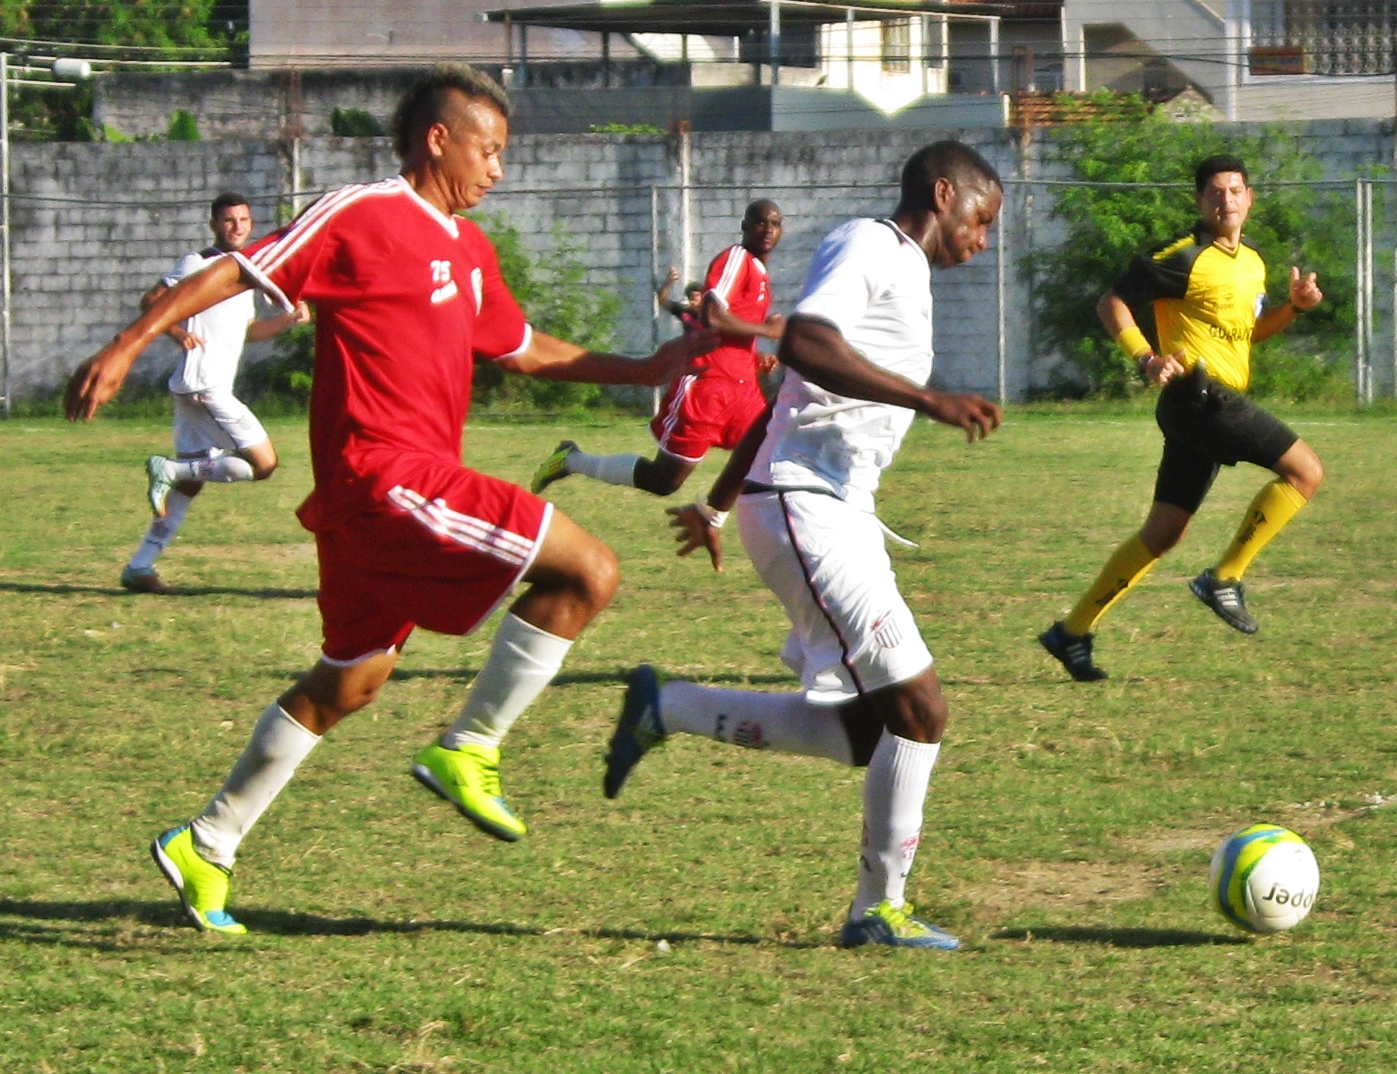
[388,668,799,688]
[0,581,316,600]
[992,925,1249,947]
[0,897,823,950]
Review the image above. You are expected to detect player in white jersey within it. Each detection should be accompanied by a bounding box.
[603,141,1004,949]
[121,192,310,594]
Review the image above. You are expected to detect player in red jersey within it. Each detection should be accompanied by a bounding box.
[530,200,785,510]
[65,65,709,934]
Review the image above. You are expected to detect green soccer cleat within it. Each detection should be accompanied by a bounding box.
[529,440,577,495]
[150,824,247,935]
[603,665,668,799]
[839,900,961,950]
[411,741,526,841]
[145,455,174,518]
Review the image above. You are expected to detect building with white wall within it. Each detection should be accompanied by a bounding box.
[1062,0,1396,121]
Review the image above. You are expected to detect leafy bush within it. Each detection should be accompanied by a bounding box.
[1028,93,1357,400]
[587,122,664,135]
[240,215,622,414]
[166,110,201,141]
[330,107,385,137]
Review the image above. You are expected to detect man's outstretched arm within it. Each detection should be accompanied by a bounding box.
[66,257,250,422]
[496,329,716,388]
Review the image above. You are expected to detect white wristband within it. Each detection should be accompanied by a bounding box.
[693,501,729,529]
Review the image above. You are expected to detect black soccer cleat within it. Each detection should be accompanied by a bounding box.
[1038,621,1108,682]
[1189,569,1259,635]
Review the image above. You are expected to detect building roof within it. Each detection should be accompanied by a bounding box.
[482,0,1031,35]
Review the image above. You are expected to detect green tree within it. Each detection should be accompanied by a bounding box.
[20,0,245,52]
[2,1,248,140]
[1029,92,1355,400]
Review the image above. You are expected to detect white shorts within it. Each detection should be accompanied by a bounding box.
[172,389,269,457]
[737,489,932,703]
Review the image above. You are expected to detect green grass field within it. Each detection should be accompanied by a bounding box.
[2,408,1394,1073]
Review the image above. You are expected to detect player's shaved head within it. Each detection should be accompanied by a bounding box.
[743,199,781,227]
[392,64,511,162]
[898,141,1001,214]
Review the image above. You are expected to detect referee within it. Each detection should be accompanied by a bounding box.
[1040,154,1325,682]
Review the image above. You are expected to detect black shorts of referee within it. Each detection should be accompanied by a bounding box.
[1153,364,1298,515]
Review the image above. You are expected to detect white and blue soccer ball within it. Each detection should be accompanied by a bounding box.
[1209,824,1320,934]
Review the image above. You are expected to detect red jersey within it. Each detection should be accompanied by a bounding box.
[239,177,530,533]
[701,244,771,378]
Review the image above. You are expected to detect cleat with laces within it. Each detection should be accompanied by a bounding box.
[412,742,526,841]
[603,665,668,799]
[1189,569,1259,634]
[150,824,247,934]
[145,455,175,518]
[530,440,578,495]
[121,565,172,595]
[1038,621,1107,682]
[839,900,961,950]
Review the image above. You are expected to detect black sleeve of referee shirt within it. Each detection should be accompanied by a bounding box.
[1111,229,1202,307]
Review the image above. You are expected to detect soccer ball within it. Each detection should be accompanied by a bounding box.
[1209,824,1320,934]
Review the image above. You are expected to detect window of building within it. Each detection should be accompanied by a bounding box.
[882,19,911,73]
[1250,0,1394,76]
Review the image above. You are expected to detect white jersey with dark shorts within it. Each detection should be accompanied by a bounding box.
[739,218,936,702]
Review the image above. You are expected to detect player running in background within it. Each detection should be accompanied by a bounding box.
[603,142,1003,950]
[655,266,704,334]
[530,199,786,499]
[1039,154,1324,682]
[120,192,311,594]
[65,64,709,934]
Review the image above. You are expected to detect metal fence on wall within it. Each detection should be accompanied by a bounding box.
[483,174,1396,406]
[3,161,1393,410]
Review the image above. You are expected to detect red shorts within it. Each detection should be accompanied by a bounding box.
[314,468,551,662]
[649,372,766,462]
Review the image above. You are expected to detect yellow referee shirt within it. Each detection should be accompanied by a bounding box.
[1113,224,1269,392]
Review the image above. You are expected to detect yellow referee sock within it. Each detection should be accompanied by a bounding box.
[1214,479,1308,582]
[1063,534,1159,636]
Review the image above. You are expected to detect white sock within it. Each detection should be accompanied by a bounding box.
[658,680,854,764]
[167,455,255,483]
[851,732,940,919]
[128,488,194,570]
[440,613,573,749]
[190,703,321,868]
[566,448,641,488]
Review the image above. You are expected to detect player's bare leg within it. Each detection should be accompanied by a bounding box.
[152,650,395,933]
[631,452,697,496]
[415,509,617,839]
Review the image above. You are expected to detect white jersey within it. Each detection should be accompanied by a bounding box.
[163,249,257,394]
[749,218,933,513]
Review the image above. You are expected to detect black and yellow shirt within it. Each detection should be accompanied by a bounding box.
[1113,224,1268,392]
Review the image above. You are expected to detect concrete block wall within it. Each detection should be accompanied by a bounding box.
[7,119,1393,402]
